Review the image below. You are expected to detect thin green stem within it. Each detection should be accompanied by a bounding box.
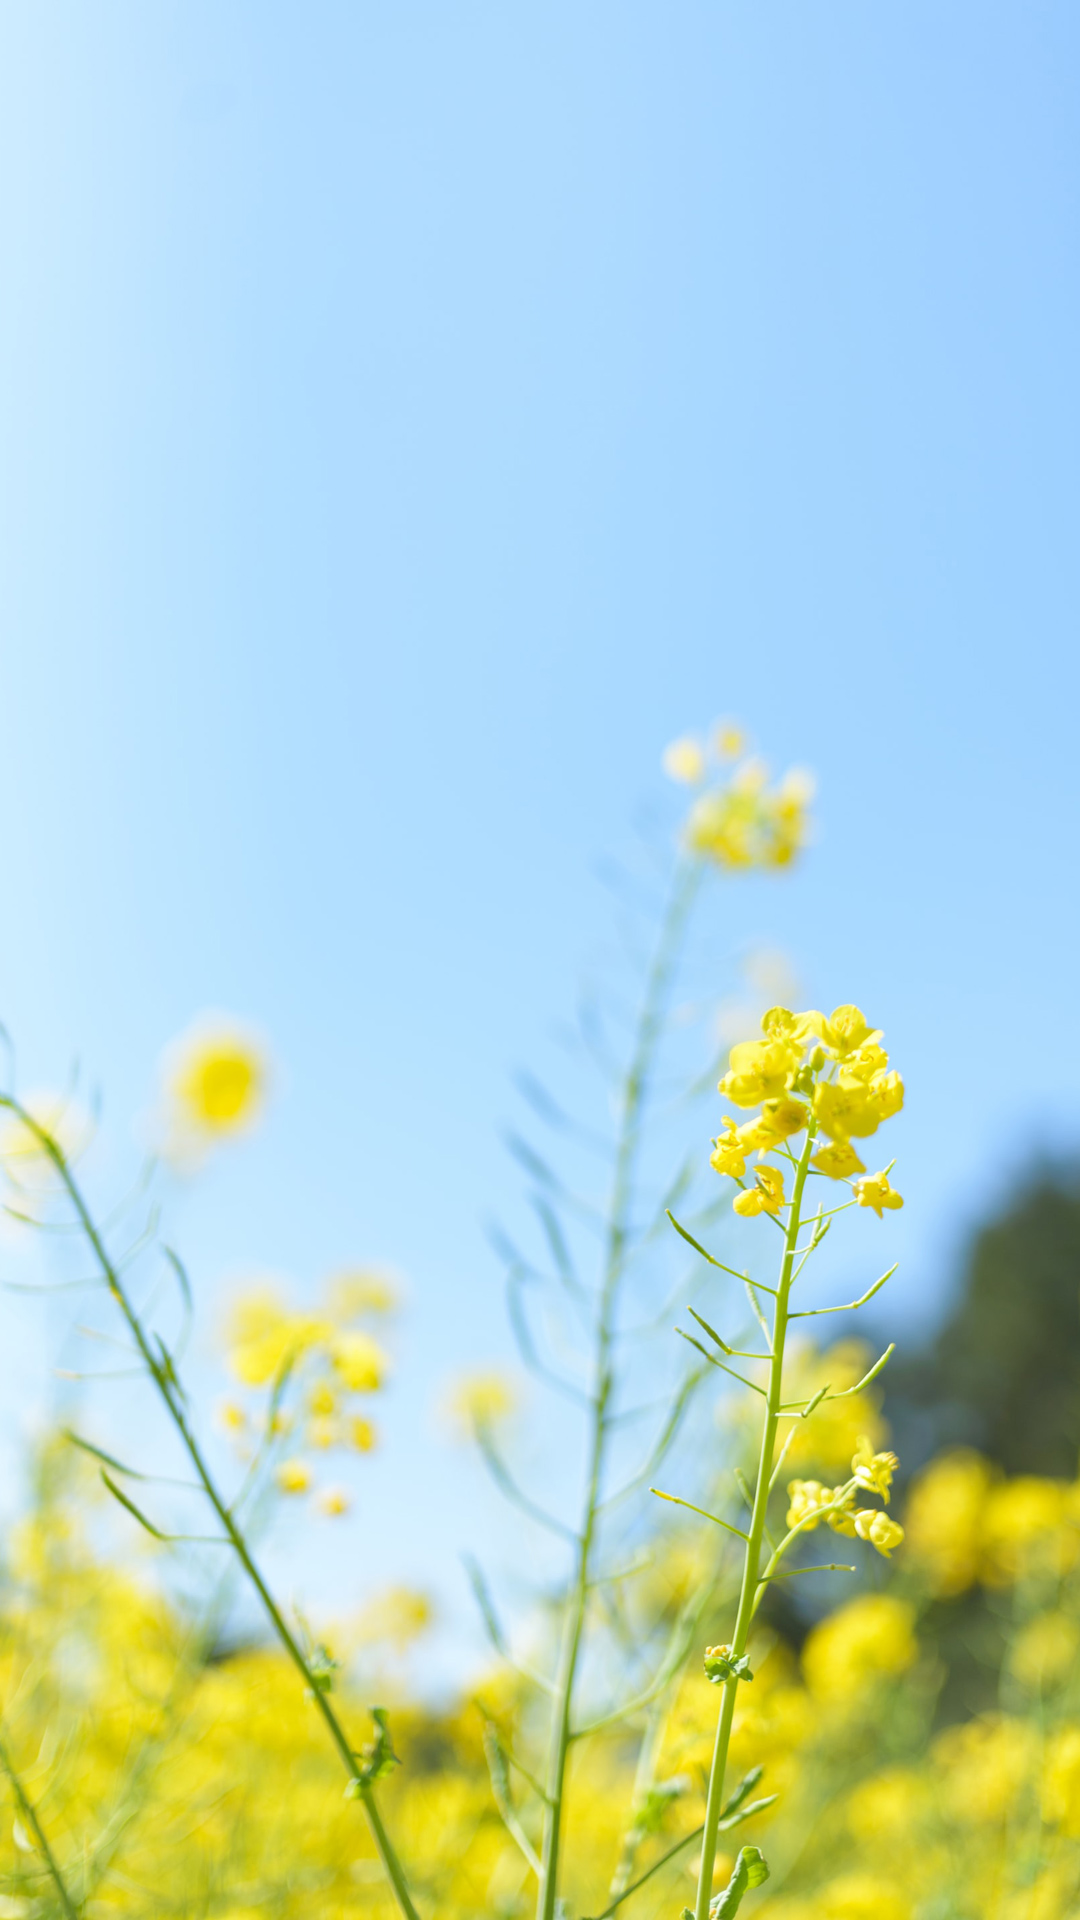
[535,862,701,1920]
[0,1732,80,1920]
[0,1098,421,1920]
[692,1122,816,1920]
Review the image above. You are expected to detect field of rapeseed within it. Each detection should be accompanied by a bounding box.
[0,731,1077,1920]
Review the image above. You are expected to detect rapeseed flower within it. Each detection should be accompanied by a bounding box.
[733,1164,787,1217]
[159,1015,267,1160]
[854,1171,904,1217]
[802,1595,918,1701]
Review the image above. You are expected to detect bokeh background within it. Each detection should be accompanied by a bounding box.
[2,2,1079,1682]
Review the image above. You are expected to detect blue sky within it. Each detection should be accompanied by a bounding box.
[1,2,1078,1677]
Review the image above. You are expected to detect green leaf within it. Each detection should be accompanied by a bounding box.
[710,1846,770,1918]
[100,1470,167,1539]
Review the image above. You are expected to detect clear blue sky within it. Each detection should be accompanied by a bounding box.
[1,2,1078,1677]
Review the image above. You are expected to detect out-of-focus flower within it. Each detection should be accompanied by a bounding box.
[662,736,707,785]
[979,1476,1077,1586]
[217,1399,247,1435]
[448,1370,516,1434]
[903,1449,993,1597]
[315,1486,351,1517]
[160,1016,268,1154]
[0,1090,91,1187]
[786,1481,851,1532]
[714,721,746,760]
[326,1268,400,1319]
[781,1341,888,1475]
[276,1459,311,1495]
[683,752,814,871]
[348,1417,377,1452]
[357,1586,433,1651]
[802,1595,918,1701]
[226,1288,325,1386]
[1010,1611,1080,1689]
[330,1331,386,1393]
[1043,1725,1080,1836]
[933,1713,1037,1824]
[845,1766,929,1844]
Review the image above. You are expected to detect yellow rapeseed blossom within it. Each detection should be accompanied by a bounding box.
[979,1476,1078,1586]
[1010,1611,1080,1689]
[933,1713,1037,1825]
[275,1459,311,1494]
[162,1016,267,1145]
[845,1766,930,1844]
[781,1341,888,1474]
[852,1509,904,1557]
[448,1370,516,1432]
[349,1416,377,1452]
[709,1117,747,1178]
[903,1449,994,1597]
[715,721,746,759]
[786,1481,851,1532]
[812,1875,912,1920]
[662,735,707,784]
[315,1485,351,1517]
[330,1331,386,1393]
[812,1141,866,1180]
[852,1436,899,1503]
[1043,1725,1080,1836]
[854,1171,904,1217]
[683,755,814,870]
[0,1089,91,1186]
[802,1594,918,1701]
[733,1164,786,1217]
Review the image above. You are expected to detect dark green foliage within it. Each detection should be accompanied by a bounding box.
[890,1166,1080,1477]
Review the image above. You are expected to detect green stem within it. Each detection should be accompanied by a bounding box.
[692,1123,816,1920]
[535,862,701,1920]
[1,1100,421,1920]
[0,1732,80,1920]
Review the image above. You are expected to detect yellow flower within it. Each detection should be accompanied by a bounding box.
[934,1713,1036,1824]
[448,1370,516,1432]
[0,1090,91,1184]
[854,1172,903,1216]
[979,1476,1076,1585]
[904,1449,993,1597]
[308,1380,337,1417]
[812,1141,866,1180]
[719,1039,800,1108]
[357,1586,433,1650]
[812,1082,883,1142]
[709,1117,747,1179]
[853,1509,904,1556]
[348,1416,377,1452]
[662,735,707,784]
[803,1594,918,1700]
[227,1289,325,1386]
[217,1399,246,1433]
[786,1480,831,1530]
[852,1436,899,1503]
[330,1331,386,1393]
[315,1485,351,1517]
[749,1096,809,1147]
[307,1417,337,1451]
[815,1875,911,1920]
[325,1268,399,1318]
[1011,1612,1080,1689]
[733,1164,786,1217]
[714,722,746,759]
[781,1340,887,1474]
[845,1766,929,1844]
[1043,1725,1080,1835]
[276,1459,311,1495]
[164,1017,267,1136]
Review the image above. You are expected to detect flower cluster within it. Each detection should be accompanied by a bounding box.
[787,1436,905,1560]
[221,1271,396,1516]
[662,723,814,870]
[710,1003,904,1213]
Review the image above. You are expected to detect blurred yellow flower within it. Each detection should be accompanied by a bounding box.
[448,1370,516,1432]
[933,1713,1036,1824]
[357,1586,433,1650]
[348,1416,377,1452]
[980,1476,1077,1585]
[781,1341,887,1474]
[845,1766,929,1844]
[275,1459,311,1495]
[1010,1611,1080,1689]
[803,1595,918,1701]
[903,1449,993,1597]
[326,1268,400,1319]
[163,1016,267,1140]
[330,1331,386,1393]
[315,1486,351,1517]
[714,721,746,759]
[0,1089,91,1185]
[662,735,707,784]
[1043,1724,1080,1836]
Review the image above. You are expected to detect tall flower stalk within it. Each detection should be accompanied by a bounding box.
[663,1003,906,1920]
